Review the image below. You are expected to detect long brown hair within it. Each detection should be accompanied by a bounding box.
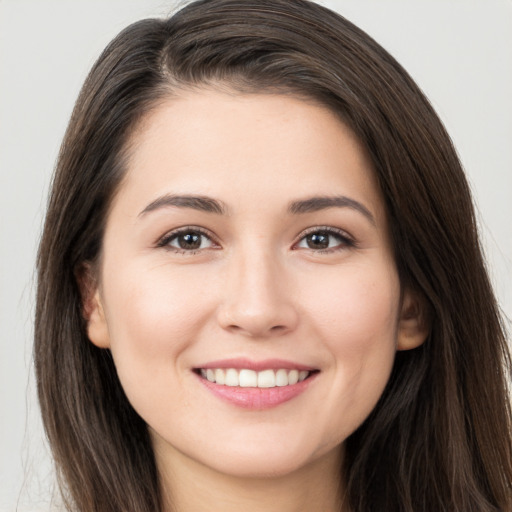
[35,1,512,510]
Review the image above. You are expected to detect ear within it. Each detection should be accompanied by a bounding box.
[75,263,111,349]
[397,289,430,351]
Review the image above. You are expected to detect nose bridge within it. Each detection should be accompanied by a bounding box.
[217,240,298,337]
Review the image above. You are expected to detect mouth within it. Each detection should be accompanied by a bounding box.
[195,367,314,388]
[193,360,319,409]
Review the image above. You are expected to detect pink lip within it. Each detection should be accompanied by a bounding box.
[196,358,316,372]
[193,360,319,410]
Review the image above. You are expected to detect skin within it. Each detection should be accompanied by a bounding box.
[84,89,427,512]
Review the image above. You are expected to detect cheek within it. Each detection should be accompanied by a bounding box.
[305,258,400,345]
[329,267,399,376]
[106,260,213,339]
[101,262,215,393]
[303,262,400,437]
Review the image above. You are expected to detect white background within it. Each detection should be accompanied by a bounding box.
[1,1,511,510]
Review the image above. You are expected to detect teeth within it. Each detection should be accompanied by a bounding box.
[199,368,311,388]
[239,369,257,387]
[288,369,299,385]
[215,368,225,385]
[275,369,288,386]
[299,370,309,382]
[258,369,275,388]
[225,368,239,387]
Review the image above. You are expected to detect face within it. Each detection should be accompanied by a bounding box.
[85,89,425,480]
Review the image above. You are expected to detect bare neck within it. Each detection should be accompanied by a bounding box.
[157,446,346,512]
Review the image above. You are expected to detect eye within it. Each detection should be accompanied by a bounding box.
[294,227,354,252]
[158,227,217,253]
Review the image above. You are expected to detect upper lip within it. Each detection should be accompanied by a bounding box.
[195,358,317,372]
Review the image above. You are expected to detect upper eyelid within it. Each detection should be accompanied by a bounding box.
[156,225,355,249]
[292,226,357,252]
[295,225,354,242]
[156,226,219,247]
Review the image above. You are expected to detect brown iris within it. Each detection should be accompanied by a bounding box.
[305,232,330,249]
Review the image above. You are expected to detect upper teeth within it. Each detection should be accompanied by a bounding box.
[200,368,310,388]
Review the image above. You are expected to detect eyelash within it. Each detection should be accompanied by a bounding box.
[293,226,356,254]
[157,226,219,255]
[156,226,356,255]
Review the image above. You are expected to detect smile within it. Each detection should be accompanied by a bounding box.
[199,368,310,388]
[194,361,319,409]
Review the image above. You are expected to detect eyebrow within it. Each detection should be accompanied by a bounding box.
[288,196,375,225]
[139,194,228,216]
[138,193,375,225]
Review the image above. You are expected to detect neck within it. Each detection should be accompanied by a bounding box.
[156,444,346,512]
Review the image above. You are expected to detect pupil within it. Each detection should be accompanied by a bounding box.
[179,233,201,249]
[307,232,329,249]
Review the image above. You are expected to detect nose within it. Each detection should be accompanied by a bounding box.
[216,247,299,338]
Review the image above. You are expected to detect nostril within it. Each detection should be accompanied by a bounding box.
[216,301,299,337]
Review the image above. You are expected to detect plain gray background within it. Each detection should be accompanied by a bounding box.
[1,1,511,510]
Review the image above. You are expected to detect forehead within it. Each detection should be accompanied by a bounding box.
[115,89,385,222]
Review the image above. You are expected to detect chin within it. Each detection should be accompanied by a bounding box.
[204,455,313,480]
[195,435,340,480]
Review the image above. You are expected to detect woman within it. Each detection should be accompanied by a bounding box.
[34,0,512,511]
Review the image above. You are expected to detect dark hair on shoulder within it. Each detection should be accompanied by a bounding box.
[35,1,512,511]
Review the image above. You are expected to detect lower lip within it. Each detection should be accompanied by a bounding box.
[196,373,317,410]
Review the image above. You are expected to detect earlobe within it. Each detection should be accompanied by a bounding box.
[397,290,430,351]
[75,263,111,349]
